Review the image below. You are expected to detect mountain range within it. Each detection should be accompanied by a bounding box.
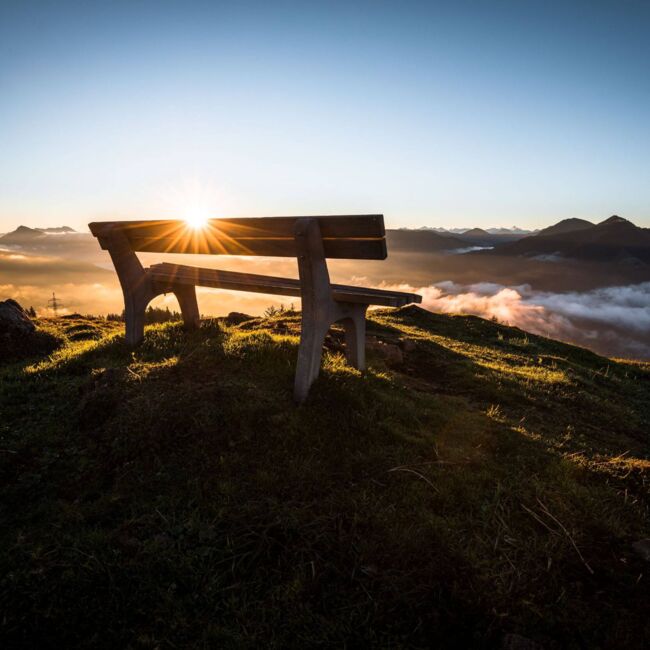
[482,215,650,264]
[406,225,534,247]
[1,216,649,266]
[389,215,650,264]
[421,226,535,235]
[0,225,77,244]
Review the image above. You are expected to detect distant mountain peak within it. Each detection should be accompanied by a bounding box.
[14,225,40,234]
[485,213,649,264]
[462,228,490,237]
[0,225,78,244]
[42,226,76,233]
[2,226,45,240]
[485,226,536,235]
[536,218,594,238]
[3,225,76,235]
[599,215,629,226]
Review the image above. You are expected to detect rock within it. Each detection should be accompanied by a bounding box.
[368,337,404,365]
[399,338,417,352]
[225,311,254,325]
[0,299,35,336]
[501,633,544,650]
[4,298,25,312]
[632,539,650,562]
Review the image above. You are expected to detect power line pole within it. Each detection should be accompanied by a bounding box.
[47,292,64,316]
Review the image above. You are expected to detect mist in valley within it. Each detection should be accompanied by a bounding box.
[2,224,650,360]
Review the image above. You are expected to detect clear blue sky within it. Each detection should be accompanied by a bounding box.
[1,0,649,231]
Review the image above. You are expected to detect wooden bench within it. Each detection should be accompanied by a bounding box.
[88,215,421,402]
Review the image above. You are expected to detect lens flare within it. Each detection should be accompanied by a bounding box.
[184,208,209,229]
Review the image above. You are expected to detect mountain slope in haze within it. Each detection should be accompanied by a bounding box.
[387,228,529,252]
[461,227,490,237]
[0,225,100,264]
[487,226,536,235]
[1,308,648,648]
[484,215,650,264]
[0,225,47,243]
[0,225,77,244]
[401,227,533,246]
[450,227,497,247]
[535,217,594,238]
[423,226,534,236]
[453,227,530,247]
[387,229,467,252]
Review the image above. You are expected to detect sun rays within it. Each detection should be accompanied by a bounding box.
[184,207,209,230]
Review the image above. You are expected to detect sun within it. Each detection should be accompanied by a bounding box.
[184,207,209,229]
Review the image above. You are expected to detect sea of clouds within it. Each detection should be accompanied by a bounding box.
[3,242,650,360]
[379,281,650,360]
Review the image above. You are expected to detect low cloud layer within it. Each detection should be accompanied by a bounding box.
[2,243,649,360]
[382,281,650,360]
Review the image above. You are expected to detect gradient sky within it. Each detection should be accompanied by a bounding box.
[1,0,649,232]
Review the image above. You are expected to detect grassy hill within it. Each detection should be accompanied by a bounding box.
[1,307,649,648]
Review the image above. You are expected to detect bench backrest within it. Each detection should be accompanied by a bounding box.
[89,215,387,260]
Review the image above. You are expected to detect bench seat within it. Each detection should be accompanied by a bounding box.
[149,262,419,308]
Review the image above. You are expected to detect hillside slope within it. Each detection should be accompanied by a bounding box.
[1,309,649,648]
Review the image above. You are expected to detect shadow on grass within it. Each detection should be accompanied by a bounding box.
[1,315,648,649]
[1,319,493,648]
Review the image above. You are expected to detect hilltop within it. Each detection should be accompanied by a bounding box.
[1,308,649,648]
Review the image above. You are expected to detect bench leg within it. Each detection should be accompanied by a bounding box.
[294,319,329,404]
[174,285,200,331]
[102,227,156,346]
[124,289,150,345]
[341,304,368,371]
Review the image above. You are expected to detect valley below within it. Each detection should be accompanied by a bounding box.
[2,215,650,360]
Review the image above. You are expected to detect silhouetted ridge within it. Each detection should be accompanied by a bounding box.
[597,215,631,227]
[480,215,650,263]
[462,228,490,237]
[0,225,77,243]
[536,218,594,238]
[386,229,466,252]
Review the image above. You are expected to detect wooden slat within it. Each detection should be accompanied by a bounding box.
[330,289,404,307]
[151,264,303,297]
[115,235,387,260]
[331,286,420,307]
[149,263,420,307]
[89,215,385,240]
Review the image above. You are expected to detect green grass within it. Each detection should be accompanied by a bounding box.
[1,307,648,649]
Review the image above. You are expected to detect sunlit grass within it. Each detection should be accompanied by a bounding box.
[24,338,106,374]
[476,358,569,383]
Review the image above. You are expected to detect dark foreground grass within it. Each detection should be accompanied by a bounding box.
[1,308,648,649]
